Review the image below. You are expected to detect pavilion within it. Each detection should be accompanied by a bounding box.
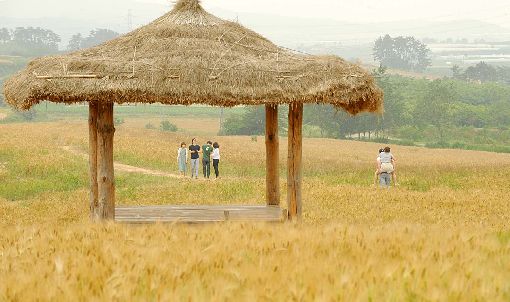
[3,0,383,222]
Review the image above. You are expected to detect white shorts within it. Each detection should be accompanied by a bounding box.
[380,162,394,173]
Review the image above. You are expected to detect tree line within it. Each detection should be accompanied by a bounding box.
[0,27,60,56]
[0,27,121,56]
[0,27,120,106]
[452,62,510,85]
[372,35,510,85]
[222,67,510,152]
[67,29,120,51]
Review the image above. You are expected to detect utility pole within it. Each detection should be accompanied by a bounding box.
[219,107,225,133]
[128,9,133,32]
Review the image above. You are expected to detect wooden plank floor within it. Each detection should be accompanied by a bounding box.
[115,205,287,224]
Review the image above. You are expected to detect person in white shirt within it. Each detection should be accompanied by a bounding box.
[212,142,221,179]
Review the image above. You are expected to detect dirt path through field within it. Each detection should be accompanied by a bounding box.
[61,146,182,178]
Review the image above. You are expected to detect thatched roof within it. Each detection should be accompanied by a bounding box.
[3,0,383,114]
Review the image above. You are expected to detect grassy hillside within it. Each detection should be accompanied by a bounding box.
[0,117,509,300]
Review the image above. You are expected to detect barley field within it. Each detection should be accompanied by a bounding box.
[1,116,510,301]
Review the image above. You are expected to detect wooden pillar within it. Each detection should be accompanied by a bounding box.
[97,102,115,220]
[265,104,280,206]
[88,102,99,220]
[287,103,303,221]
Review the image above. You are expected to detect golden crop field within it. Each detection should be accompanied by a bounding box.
[1,116,510,301]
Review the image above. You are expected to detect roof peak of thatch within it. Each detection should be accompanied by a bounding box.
[166,0,219,26]
[173,0,202,12]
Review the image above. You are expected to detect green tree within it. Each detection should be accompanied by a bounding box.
[488,99,510,129]
[374,68,409,134]
[81,29,119,49]
[0,28,11,43]
[1,27,60,56]
[451,64,462,79]
[304,104,353,138]
[0,79,4,106]
[67,33,83,51]
[463,62,498,83]
[222,106,288,136]
[414,80,458,141]
[450,103,487,128]
[496,66,510,84]
[373,35,431,72]
[12,27,60,49]
[453,62,510,84]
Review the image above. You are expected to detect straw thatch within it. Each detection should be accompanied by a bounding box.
[3,0,383,114]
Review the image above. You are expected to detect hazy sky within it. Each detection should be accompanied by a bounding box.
[140,0,510,27]
[1,0,509,27]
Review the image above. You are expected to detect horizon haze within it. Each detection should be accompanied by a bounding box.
[0,0,509,45]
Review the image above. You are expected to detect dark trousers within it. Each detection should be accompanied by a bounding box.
[203,159,211,178]
[213,159,220,178]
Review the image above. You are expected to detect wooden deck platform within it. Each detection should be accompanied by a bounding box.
[115,205,287,224]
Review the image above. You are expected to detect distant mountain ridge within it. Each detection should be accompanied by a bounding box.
[1,0,510,48]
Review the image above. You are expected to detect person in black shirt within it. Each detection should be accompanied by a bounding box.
[189,138,200,179]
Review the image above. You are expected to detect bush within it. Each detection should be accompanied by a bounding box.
[114,116,125,126]
[18,109,37,121]
[221,114,247,135]
[303,125,323,138]
[424,141,510,153]
[0,84,4,107]
[145,123,156,130]
[348,136,416,148]
[397,126,423,141]
[160,120,178,132]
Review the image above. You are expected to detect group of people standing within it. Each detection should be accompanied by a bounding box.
[179,140,394,185]
[177,138,221,179]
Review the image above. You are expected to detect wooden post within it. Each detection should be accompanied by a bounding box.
[287,103,303,221]
[97,102,115,220]
[265,104,280,206]
[88,102,99,220]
